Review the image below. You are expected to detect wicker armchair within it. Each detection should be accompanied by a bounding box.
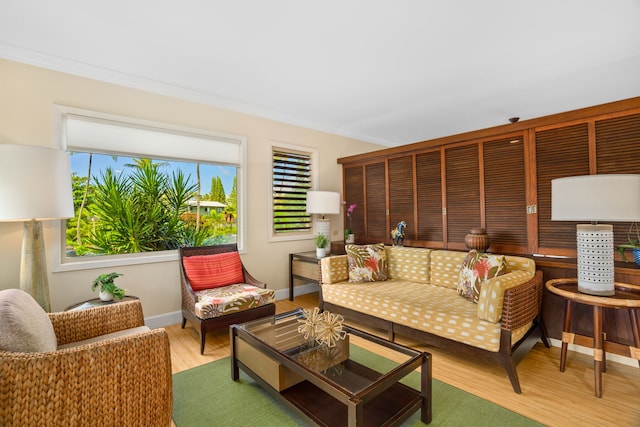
[179,244,276,354]
[0,294,172,427]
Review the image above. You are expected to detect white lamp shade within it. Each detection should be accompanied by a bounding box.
[0,144,74,221]
[551,174,640,222]
[306,191,341,215]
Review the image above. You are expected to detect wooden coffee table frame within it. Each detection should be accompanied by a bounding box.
[230,310,432,426]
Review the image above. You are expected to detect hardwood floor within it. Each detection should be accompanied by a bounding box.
[167,293,640,427]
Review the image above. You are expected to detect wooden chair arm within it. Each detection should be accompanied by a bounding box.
[243,267,266,288]
[500,270,543,331]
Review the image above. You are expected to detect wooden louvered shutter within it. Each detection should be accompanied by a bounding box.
[416,150,443,245]
[388,156,415,241]
[445,144,480,249]
[272,149,311,234]
[365,162,387,242]
[483,137,528,253]
[535,123,590,253]
[343,166,365,238]
[595,113,640,254]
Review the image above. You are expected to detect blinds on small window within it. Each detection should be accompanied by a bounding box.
[272,150,312,233]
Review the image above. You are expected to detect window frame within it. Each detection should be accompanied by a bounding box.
[268,140,318,242]
[51,105,247,272]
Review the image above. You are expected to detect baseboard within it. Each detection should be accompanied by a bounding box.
[547,337,637,367]
[275,282,319,301]
[146,284,320,329]
[145,310,182,329]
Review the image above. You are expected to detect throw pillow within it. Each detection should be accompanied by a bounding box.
[346,243,388,282]
[183,252,245,291]
[0,288,57,352]
[456,250,507,303]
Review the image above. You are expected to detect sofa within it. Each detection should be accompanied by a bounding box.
[319,244,548,393]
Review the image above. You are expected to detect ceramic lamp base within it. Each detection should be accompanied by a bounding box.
[576,224,615,296]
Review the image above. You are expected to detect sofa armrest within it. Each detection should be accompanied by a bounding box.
[499,270,543,330]
[477,270,541,324]
[48,299,145,346]
[0,328,172,426]
[320,255,349,284]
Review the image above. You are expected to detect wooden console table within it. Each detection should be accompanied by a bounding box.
[545,278,640,397]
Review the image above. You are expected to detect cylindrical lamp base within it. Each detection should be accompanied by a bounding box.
[315,219,331,254]
[576,224,615,296]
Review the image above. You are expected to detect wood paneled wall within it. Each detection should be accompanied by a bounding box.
[338,97,640,346]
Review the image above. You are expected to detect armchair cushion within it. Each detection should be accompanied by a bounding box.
[194,284,276,320]
[0,289,57,353]
[183,251,245,291]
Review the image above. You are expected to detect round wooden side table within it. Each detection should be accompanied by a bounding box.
[545,278,640,397]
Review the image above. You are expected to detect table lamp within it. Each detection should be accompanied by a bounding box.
[306,191,340,254]
[0,144,74,311]
[551,174,640,296]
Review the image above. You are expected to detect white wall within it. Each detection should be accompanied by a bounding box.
[0,59,383,318]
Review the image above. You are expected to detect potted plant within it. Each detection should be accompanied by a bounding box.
[91,272,126,301]
[616,222,640,266]
[314,234,329,258]
[344,203,357,244]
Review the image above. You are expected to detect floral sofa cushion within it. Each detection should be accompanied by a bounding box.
[346,243,388,282]
[194,284,275,320]
[456,250,508,303]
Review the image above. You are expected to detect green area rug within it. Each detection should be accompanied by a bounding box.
[173,345,542,426]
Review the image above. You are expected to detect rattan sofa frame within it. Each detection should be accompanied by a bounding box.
[179,244,276,354]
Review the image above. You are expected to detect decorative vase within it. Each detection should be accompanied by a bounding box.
[465,228,490,252]
[99,291,113,302]
[634,248,640,267]
[346,234,355,244]
[316,247,327,258]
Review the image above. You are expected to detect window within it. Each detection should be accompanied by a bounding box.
[54,106,246,270]
[270,143,317,240]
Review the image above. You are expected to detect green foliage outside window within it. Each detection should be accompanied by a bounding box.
[66,156,237,257]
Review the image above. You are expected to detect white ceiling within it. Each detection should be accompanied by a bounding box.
[1,1,639,147]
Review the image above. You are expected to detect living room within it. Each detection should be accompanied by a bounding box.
[1,2,640,426]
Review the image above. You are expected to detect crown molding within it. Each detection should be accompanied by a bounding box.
[0,42,392,147]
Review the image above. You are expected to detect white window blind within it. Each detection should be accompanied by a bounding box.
[65,115,241,165]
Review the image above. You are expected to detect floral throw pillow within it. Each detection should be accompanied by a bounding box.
[456,250,507,303]
[346,243,388,283]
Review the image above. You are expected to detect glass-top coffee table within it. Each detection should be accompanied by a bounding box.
[230,308,432,426]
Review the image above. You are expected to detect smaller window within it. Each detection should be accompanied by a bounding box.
[271,144,316,239]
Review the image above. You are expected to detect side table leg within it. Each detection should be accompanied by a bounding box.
[630,309,640,368]
[560,299,573,372]
[593,306,604,398]
[289,254,295,301]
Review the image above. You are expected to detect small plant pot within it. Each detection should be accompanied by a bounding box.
[345,234,355,244]
[316,247,327,258]
[99,291,114,302]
